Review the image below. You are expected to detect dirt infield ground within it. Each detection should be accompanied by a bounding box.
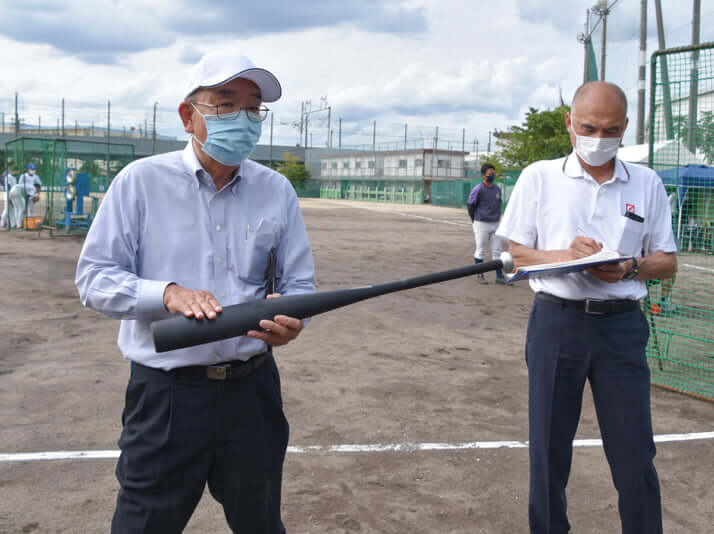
[1,198,712,533]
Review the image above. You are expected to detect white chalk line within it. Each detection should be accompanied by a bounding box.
[356,204,471,227]
[681,262,714,274]
[2,432,712,463]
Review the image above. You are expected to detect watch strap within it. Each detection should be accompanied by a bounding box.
[623,257,639,280]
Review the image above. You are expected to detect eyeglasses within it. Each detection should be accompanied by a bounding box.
[191,101,270,122]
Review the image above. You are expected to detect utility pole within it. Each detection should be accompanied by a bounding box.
[636,0,647,144]
[372,121,376,151]
[591,0,610,81]
[299,101,304,145]
[462,128,465,153]
[106,101,111,182]
[580,9,592,84]
[269,112,274,167]
[654,0,674,140]
[152,102,157,155]
[338,118,342,149]
[687,0,701,153]
[404,123,408,150]
[61,98,65,137]
[326,106,331,147]
[75,120,78,136]
[14,92,19,136]
[487,130,491,153]
[433,126,439,177]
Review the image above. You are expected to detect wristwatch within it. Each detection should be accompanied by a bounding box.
[622,257,639,280]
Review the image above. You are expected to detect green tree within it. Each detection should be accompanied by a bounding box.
[277,152,311,188]
[495,105,572,169]
[676,111,714,164]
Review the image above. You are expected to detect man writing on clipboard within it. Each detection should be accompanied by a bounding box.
[496,82,676,534]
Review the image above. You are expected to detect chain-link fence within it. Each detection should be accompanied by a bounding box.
[647,43,714,401]
[430,170,521,209]
[4,136,134,233]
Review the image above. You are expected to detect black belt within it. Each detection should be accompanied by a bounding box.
[133,351,271,381]
[536,292,639,315]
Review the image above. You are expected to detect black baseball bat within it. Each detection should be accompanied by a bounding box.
[151,252,514,353]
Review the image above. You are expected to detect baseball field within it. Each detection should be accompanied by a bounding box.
[1,198,712,533]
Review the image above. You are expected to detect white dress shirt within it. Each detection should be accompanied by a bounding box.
[497,154,677,301]
[76,142,316,370]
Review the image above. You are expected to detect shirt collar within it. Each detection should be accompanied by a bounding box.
[563,151,630,183]
[181,140,243,194]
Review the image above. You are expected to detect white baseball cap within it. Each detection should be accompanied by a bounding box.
[184,50,282,103]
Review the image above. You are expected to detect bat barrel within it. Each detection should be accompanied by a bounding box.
[151,252,513,353]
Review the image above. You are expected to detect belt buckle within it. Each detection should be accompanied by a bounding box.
[584,299,607,315]
[206,364,229,380]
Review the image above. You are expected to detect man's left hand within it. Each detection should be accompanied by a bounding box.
[585,259,632,283]
[246,293,304,346]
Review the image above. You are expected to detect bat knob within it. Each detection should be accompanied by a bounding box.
[499,251,514,274]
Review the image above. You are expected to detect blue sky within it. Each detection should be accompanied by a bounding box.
[0,0,712,150]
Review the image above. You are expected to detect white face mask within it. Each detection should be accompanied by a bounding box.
[570,117,622,166]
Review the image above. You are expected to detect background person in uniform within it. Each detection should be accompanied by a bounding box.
[467,163,505,284]
[9,167,39,229]
[76,50,316,534]
[18,162,42,217]
[1,161,19,228]
[496,81,677,534]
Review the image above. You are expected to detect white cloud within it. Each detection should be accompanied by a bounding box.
[0,0,711,149]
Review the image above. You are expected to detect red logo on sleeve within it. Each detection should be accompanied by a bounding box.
[625,203,635,213]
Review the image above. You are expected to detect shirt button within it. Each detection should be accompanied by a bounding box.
[216,224,221,231]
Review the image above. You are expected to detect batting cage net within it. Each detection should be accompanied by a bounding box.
[4,136,134,233]
[647,43,714,401]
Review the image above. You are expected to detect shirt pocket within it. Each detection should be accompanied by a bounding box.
[237,217,279,284]
[614,213,645,256]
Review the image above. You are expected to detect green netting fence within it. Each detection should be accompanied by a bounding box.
[4,137,134,233]
[647,43,714,401]
[294,180,322,198]
[430,170,522,209]
[318,180,424,204]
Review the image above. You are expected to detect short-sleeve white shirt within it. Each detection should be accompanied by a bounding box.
[496,154,677,300]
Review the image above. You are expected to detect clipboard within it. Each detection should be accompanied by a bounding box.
[507,249,633,283]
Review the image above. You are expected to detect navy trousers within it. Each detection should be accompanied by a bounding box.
[526,296,662,534]
[111,353,289,534]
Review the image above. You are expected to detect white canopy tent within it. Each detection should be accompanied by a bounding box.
[617,139,705,167]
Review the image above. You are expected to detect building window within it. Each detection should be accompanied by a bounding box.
[415,159,423,167]
[437,159,450,168]
[368,161,375,169]
[355,161,362,169]
[331,162,338,169]
[343,161,350,169]
[398,159,407,168]
[321,162,327,170]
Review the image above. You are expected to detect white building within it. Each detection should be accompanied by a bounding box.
[318,148,467,181]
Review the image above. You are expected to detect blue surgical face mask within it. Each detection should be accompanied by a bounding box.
[192,104,262,166]
[485,174,495,183]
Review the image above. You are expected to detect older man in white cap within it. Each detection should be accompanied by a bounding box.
[76,50,315,533]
